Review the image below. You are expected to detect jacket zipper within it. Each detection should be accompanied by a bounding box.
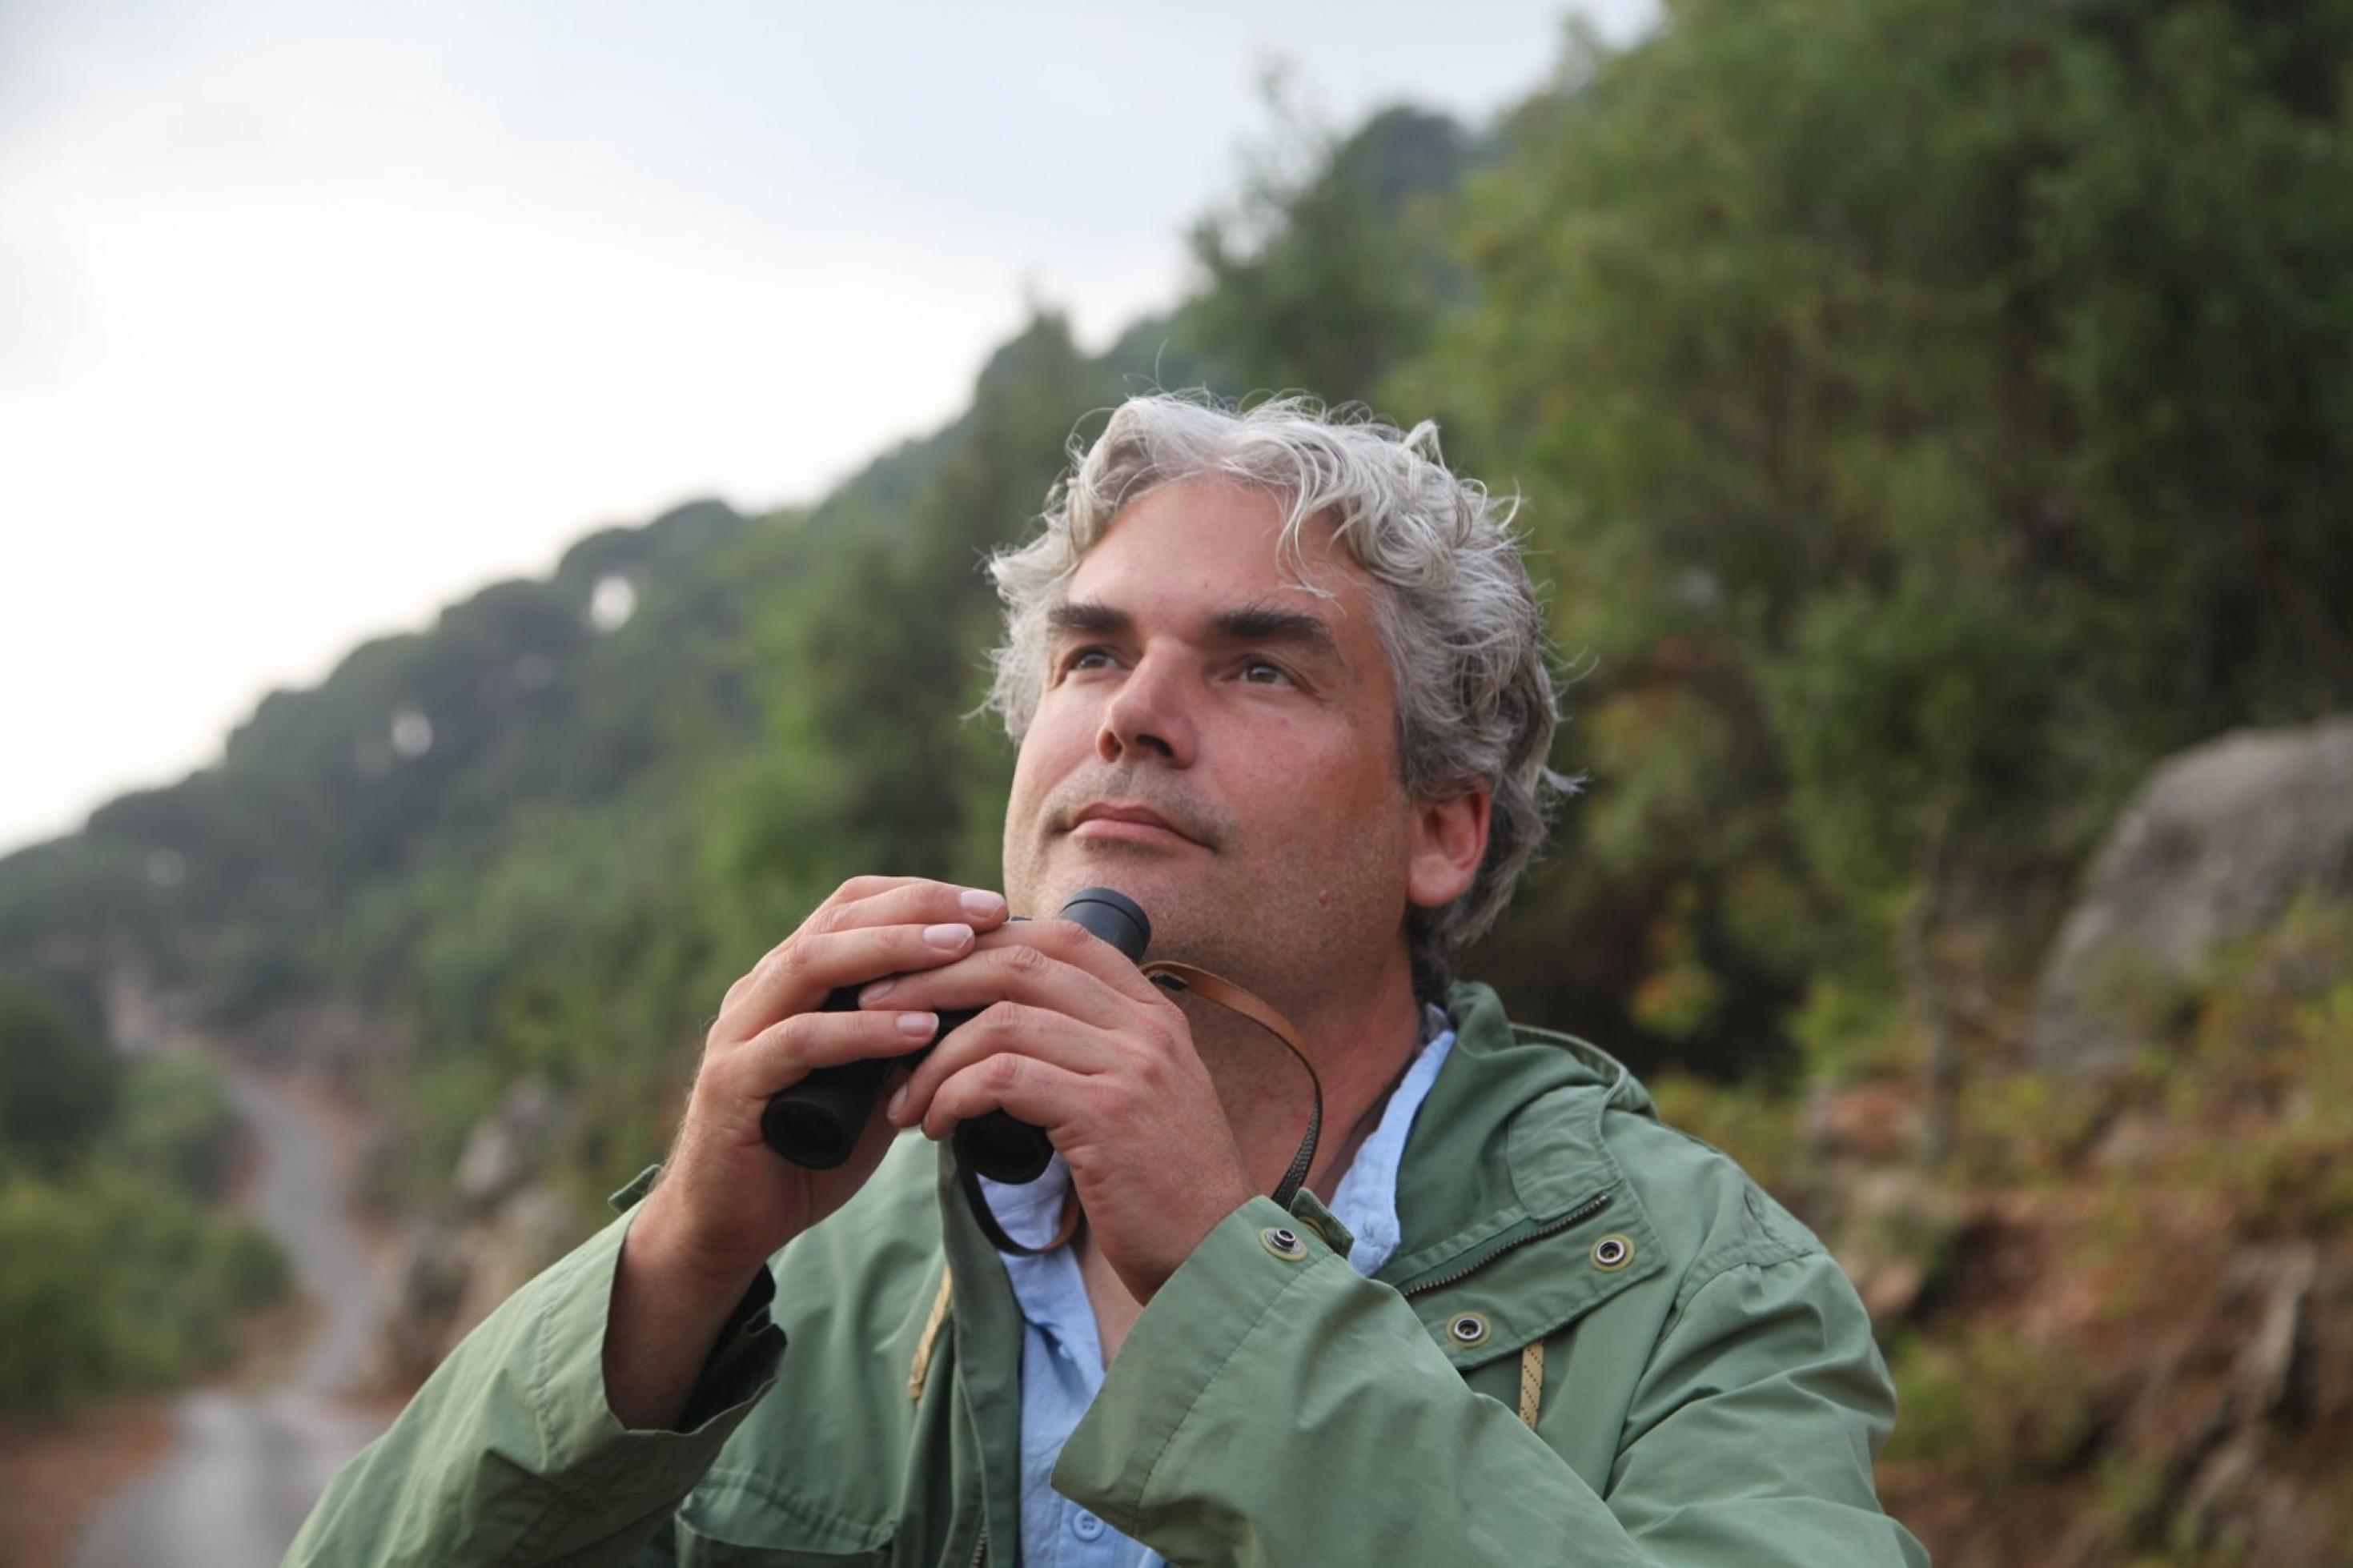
[1398,1191,1612,1299]
[967,1521,987,1566]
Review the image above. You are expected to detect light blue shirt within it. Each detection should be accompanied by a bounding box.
[977,1008,1458,1568]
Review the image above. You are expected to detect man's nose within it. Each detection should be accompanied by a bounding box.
[1096,647,1197,767]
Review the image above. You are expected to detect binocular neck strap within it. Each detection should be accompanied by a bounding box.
[958,962,1323,1260]
[1142,961,1323,1212]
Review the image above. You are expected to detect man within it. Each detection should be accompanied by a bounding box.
[290,395,1928,1566]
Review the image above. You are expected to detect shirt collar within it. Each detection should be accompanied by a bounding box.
[978,1001,1457,1274]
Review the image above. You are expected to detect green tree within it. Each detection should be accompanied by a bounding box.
[1188,98,1473,403]
[0,981,120,1173]
[1419,0,2353,1087]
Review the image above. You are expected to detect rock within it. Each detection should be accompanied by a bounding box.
[452,1078,570,1213]
[369,1182,590,1386]
[369,1081,584,1385]
[2177,1432,2263,1553]
[2106,1238,2330,1562]
[1830,1169,1962,1329]
[2028,716,2353,1076]
[441,1184,584,1353]
[370,1216,468,1390]
[2222,1241,2315,1425]
[2176,1430,2335,1566]
[244,996,412,1072]
[2087,1109,2166,1175]
[1805,1080,1920,1161]
[2303,1255,2353,1426]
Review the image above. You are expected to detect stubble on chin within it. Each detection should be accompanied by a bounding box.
[1005,824,1219,941]
[1003,771,1231,916]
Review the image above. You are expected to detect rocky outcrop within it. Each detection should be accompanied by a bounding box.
[245,997,412,1075]
[451,1078,570,1214]
[2059,1240,2347,1567]
[2028,716,2353,1076]
[371,1079,586,1390]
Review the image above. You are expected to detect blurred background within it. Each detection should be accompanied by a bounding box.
[4,0,2351,1563]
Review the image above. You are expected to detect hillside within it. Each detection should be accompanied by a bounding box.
[6,4,2353,1561]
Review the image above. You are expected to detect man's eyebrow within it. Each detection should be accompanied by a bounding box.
[1047,598,1343,664]
[1207,601,1343,664]
[1046,600,1132,639]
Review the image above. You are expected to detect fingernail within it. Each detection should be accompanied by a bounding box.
[924,922,973,949]
[894,1011,937,1039]
[858,977,894,1005]
[959,888,1006,919]
[886,1083,910,1122]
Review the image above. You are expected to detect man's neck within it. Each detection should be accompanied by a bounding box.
[1179,948,1429,1202]
[1074,948,1431,1367]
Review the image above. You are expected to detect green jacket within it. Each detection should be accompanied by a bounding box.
[288,983,1927,1566]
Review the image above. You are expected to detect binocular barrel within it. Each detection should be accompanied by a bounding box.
[759,887,1150,1185]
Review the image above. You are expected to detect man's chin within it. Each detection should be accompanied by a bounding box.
[1026,846,1214,928]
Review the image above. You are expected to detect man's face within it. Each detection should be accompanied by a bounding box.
[1001,476,1419,1004]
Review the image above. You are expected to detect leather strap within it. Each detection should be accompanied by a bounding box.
[1142,961,1323,1211]
[958,1154,1083,1257]
[960,962,1323,1257]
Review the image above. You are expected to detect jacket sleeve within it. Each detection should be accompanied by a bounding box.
[1050,1196,1927,1567]
[284,1193,785,1568]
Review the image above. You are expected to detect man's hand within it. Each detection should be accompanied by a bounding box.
[862,918,1258,1302]
[641,875,1014,1281]
[605,875,1009,1430]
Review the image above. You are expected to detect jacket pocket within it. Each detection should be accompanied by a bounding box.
[672,1476,897,1567]
[673,1513,895,1567]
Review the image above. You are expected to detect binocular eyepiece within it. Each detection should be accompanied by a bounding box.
[759,887,1150,1185]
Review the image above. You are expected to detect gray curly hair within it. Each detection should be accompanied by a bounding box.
[982,392,1574,1002]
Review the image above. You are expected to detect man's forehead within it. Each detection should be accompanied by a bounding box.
[1065,477,1368,616]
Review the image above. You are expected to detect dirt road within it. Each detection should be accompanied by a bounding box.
[73,1065,395,1568]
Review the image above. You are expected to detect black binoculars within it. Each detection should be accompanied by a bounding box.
[759,886,1150,1185]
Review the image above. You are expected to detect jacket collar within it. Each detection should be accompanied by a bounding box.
[1373,981,1667,1367]
[936,980,1670,1391]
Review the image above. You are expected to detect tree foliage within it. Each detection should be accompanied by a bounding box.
[0,983,289,1418]
[0,0,2343,1239]
[0,981,119,1173]
[1416,0,2353,1073]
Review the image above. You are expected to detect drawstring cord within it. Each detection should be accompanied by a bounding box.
[907,1265,954,1402]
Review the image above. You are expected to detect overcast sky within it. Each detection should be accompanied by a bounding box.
[0,0,1652,859]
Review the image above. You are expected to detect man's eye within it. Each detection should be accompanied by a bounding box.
[1063,647,1115,674]
[1239,658,1293,686]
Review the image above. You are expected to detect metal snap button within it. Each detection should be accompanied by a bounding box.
[1447,1311,1491,1347]
[1259,1225,1307,1261]
[1591,1233,1634,1272]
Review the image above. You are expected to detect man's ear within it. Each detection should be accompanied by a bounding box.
[1406,784,1491,911]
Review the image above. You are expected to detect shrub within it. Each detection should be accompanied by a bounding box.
[0,1167,291,1418]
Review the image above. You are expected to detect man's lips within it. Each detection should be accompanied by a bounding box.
[1067,803,1200,846]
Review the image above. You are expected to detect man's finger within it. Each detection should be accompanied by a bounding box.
[722,1005,943,1104]
[979,916,1170,1009]
[717,879,1008,1038]
[716,919,979,1041]
[918,1051,1099,1145]
[813,880,1009,942]
[889,1003,1114,1132]
[858,936,1135,1033]
[721,876,922,1013]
